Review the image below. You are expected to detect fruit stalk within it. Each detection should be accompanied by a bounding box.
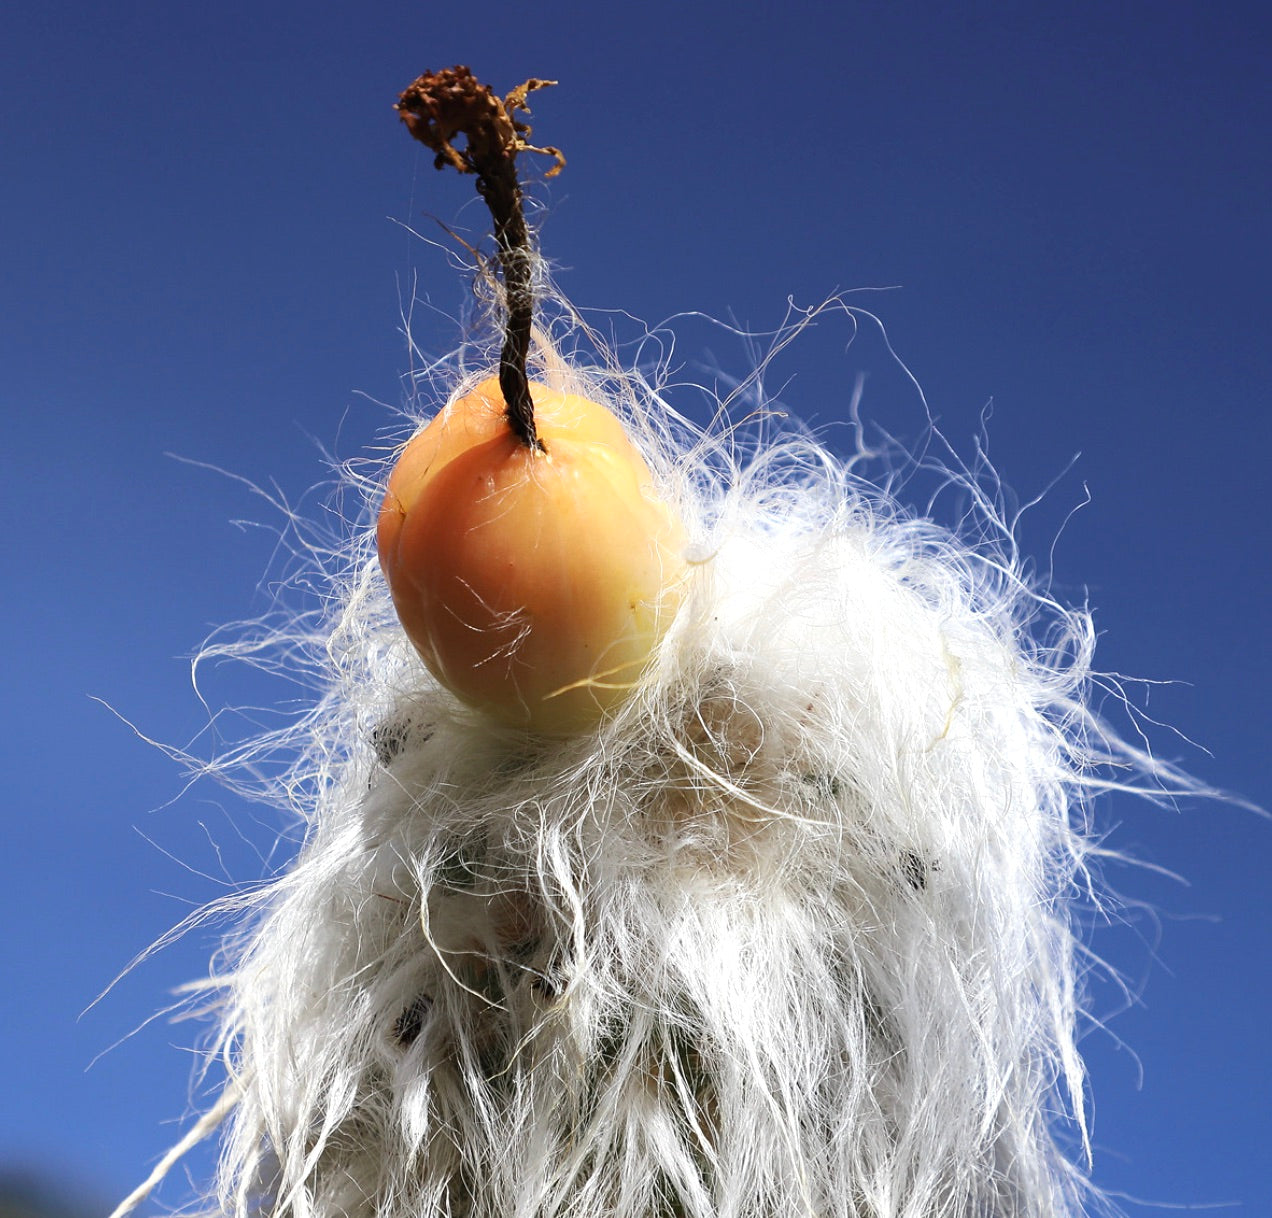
[395,67,564,451]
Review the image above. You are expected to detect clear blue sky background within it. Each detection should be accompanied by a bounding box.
[2,2,1268,1214]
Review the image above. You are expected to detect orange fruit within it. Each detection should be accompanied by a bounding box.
[378,377,685,733]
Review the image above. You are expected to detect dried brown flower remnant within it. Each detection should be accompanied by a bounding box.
[396,67,565,451]
[396,67,564,179]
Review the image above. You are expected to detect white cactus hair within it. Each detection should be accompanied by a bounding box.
[123,285,1198,1218]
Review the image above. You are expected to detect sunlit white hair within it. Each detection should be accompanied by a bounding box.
[118,291,1193,1218]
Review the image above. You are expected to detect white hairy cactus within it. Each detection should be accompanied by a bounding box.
[112,301,1196,1218]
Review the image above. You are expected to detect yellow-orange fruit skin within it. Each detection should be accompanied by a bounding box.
[378,379,685,734]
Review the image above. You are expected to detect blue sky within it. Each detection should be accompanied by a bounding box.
[2,1,1269,1213]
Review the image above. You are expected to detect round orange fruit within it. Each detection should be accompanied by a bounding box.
[378,377,685,733]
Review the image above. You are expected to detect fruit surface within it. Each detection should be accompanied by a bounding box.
[378,377,684,733]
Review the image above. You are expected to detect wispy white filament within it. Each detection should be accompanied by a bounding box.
[131,300,1194,1218]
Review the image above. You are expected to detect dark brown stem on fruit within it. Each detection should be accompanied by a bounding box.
[396,67,565,452]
